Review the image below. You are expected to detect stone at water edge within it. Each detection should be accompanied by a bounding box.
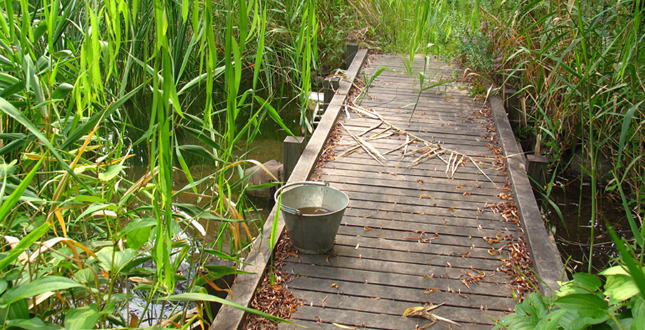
[244,159,284,197]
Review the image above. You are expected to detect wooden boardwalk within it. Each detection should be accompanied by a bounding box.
[279,55,524,329]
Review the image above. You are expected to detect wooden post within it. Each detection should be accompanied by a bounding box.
[283,136,305,182]
[345,42,359,69]
[527,154,549,190]
[503,88,520,124]
[323,76,342,109]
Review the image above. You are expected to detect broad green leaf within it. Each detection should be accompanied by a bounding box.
[0,222,50,272]
[98,164,124,182]
[73,267,96,284]
[556,294,608,319]
[4,317,63,330]
[118,216,157,236]
[632,297,645,317]
[160,293,299,326]
[604,275,640,302]
[126,225,152,250]
[608,227,645,301]
[572,273,602,292]
[0,276,83,306]
[559,311,609,330]
[51,83,73,99]
[633,314,645,330]
[0,297,28,321]
[95,247,137,274]
[534,308,567,330]
[600,265,630,276]
[65,304,113,330]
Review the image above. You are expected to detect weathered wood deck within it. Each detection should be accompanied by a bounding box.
[277,54,553,329]
[212,50,563,330]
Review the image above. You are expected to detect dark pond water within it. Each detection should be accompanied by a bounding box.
[541,177,635,274]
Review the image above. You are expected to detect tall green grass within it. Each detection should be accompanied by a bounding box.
[0,0,317,327]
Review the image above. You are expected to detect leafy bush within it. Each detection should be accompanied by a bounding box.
[495,267,645,330]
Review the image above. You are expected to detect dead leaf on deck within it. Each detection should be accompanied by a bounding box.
[364,226,372,231]
[419,194,434,199]
[332,323,356,329]
[423,288,440,294]
[330,283,339,289]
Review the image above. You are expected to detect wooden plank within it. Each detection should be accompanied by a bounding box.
[338,218,515,243]
[335,136,494,152]
[326,154,505,174]
[284,290,508,324]
[325,241,507,271]
[359,98,479,109]
[341,123,488,137]
[283,306,493,330]
[343,208,522,232]
[210,49,370,330]
[336,225,508,250]
[344,199,499,220]
[320,162,507,183]
[285,277,516,311]
[338,190,497,211]
[489,96,565,294]
[339,120,490,135]
[318,169,503,192]
[329,235,507,260]
[341,112,489,125]
[328,181,504,203]
[284,261,511,297]
[344,112,490,125]
[316,161,504,184]
[280,318,492,330]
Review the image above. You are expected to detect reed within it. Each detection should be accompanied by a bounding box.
[0,0,316,327]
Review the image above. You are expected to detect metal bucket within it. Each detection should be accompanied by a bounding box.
[274,181,349,253]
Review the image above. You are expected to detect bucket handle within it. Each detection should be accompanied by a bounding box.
[274,181,329,216]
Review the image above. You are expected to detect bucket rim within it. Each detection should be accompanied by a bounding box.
[274,181,349,216]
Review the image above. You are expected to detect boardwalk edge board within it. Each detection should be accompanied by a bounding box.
[488,96,566,295]
[210,49,369,330]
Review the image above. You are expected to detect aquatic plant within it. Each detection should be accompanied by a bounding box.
[0,0,316,327]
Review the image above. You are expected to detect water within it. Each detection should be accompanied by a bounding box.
[542,178,632,274]
[298,206,331,215]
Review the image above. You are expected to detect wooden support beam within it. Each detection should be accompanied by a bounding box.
[489,96,565,295]
[283,136,305,182]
